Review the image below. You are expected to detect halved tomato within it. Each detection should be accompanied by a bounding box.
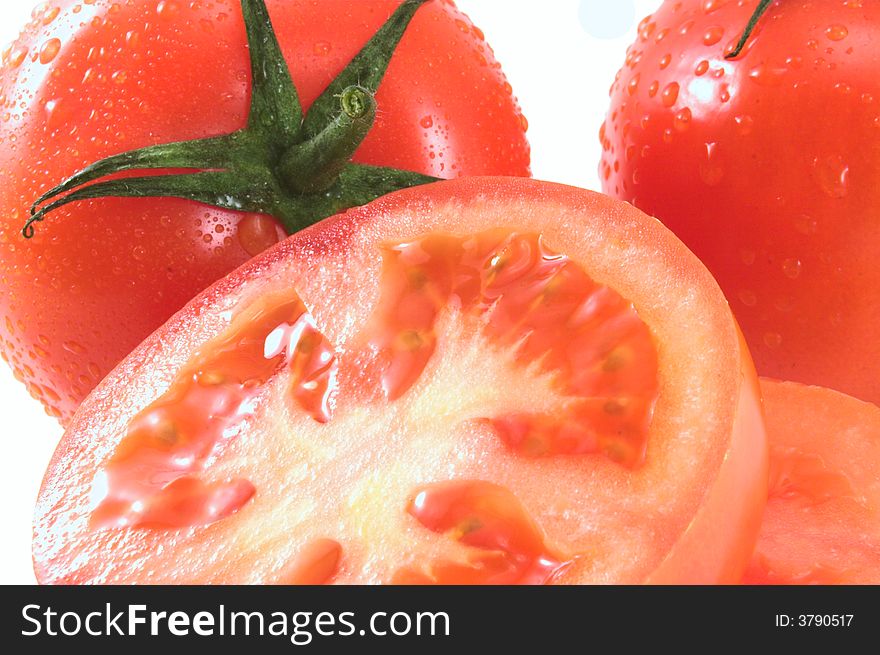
[34,178,766,584]
[743,379,880,585]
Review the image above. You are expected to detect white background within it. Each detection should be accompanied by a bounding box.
[0,0,663,584]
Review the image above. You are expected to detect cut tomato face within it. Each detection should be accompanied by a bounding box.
[34,178,766,584]
[743,380,880,585]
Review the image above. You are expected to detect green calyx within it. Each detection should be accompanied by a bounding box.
[725,0,774,60]
[23,0,439,239]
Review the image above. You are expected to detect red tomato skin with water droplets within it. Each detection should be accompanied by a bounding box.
[0,0,530,424]
[601,0,880,404]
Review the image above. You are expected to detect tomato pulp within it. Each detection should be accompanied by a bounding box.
[0,0,530,423]
[744,379,880,585]
[34,178,766,584]
[600,0,880,404]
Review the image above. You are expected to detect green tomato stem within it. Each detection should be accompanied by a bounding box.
[725,0,774,60]
[23,0,438,240]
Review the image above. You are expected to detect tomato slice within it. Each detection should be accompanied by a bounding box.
[33,177,766,584]
[743,380,880,585]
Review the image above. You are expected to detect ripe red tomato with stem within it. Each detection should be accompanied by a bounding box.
[33,178,767,584]
[0,0,530,423]
[600,0,880,404]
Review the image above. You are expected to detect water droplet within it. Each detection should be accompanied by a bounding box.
[702,0,732,13]
[699,142,724,186]
[419,115,434,129]
[63,341,86,355]
[660,81,679,107]
[42,6,60,25]
[313,41,331,57]
[132,245,147,261]
[673,107,692,132]
[825,25,848,41]
[763,332,783,349]
[702,26,724,46]
[738,290,757,307]
[627,73,640,96]
[813,155,850,198]
[8,46,28,69]
[740,249,756,266]
[238,215,284,257]
[156,0,179,18]
[734,114,754,136]
[749,64,787,87]
[794,214,818,235]
[39,38,61,64]
[782,258,802,279]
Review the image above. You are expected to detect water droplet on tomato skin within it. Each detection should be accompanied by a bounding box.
[702,26,724,46]
[660,81,679,107]
[825,25,849,42]
[39,38,61,65]
[738,290,757,307]
[794,214,818,235]
[237,214,285,257]
[782,258,802,279]
[699,142,724,186]
[673,107,692,132]
[156,0,179,19]
[748,64,788,87]
[734,114,754,136]
[813,155,850,199]
[763,332,783,349]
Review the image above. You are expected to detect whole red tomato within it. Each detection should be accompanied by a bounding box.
[600,0,880,404]
[0,0,530,423]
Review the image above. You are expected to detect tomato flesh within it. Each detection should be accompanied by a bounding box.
[92,292,336,530]
[370,230,658,466]
[393,480,569,585]
[743,380,880,585]
[34,178,766,585]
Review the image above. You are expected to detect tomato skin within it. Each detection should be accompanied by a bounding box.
[34,177,766,584]
[647,330,766,584]
[601,0,880,404]
[0,0,530,423]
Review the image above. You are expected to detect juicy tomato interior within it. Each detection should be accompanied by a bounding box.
[34,179,766,585]
[743,380,880,585]
[87,228,658,584]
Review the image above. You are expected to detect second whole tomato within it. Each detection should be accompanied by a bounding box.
[600,0,880,404]
[0,0,530,423]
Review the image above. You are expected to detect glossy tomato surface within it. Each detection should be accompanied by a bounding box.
[0,0,530,423]
[744,379,880,585]
[34,178,766,584]
[600,0,880,404]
